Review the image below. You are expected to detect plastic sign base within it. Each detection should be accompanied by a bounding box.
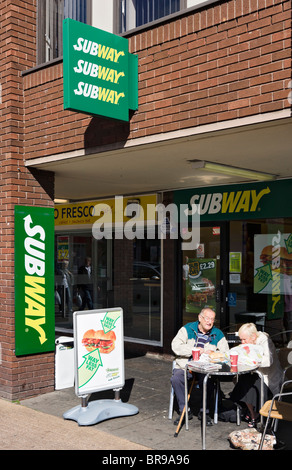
[63,399,139,426]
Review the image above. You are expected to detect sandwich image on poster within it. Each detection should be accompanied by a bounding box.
[82,329,116,354]
[63,308,138,426]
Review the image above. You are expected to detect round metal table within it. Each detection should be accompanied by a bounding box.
[184,361,264,450]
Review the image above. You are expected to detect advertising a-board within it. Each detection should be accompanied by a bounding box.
[74,308,124,396]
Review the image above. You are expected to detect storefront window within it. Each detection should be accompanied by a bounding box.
[55,233,110,329]
[113,235,161,344]
[182,226,220,327]
[229,218,292,338]
[54,230,162,344]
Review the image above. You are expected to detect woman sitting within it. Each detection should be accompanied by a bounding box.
[230,323,283,427]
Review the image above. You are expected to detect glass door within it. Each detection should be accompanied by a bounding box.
[181,223,228,329]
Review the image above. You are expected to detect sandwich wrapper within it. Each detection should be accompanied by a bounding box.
[229,344,263,366]
[187,351,228,371]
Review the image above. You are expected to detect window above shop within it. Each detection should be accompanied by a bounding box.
[37,0,220,65]
[37,0,88,64]
[118,0,221,33]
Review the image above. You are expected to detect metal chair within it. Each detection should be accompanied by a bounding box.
[258,380,292,450]
[168,360,176,420]
[277,347,292,383]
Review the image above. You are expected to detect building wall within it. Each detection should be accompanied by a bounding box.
[0,0,55,400]
[23,0,291,160]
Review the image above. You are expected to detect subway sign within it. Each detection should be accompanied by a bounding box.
[63,19,138,121]
[174,179,292,221]
[14,206,55,356]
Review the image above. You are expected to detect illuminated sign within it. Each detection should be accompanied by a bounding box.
[63,19,138,121]
[54,194,157,226]
[174,179,292,221]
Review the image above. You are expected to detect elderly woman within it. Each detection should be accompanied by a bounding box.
[230,323,283,428]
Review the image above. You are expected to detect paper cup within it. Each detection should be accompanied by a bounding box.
[230,352,238,366]
[192,348,200,361]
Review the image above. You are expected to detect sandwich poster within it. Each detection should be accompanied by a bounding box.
[74,308,124,396]
[254,232,292,294]
[254,232,292,319]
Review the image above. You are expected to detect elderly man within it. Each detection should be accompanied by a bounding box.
[171,307,229,426]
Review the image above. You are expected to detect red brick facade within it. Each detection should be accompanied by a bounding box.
[0,0,54,400]
[23,0,291,160]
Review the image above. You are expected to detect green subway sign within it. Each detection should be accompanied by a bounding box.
[174,179,292,222]
[14,206,55,356]
[63,19,138,121]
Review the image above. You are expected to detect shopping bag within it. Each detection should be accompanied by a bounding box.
[228,428,275,450]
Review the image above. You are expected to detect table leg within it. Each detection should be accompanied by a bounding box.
[255,370,264,426]
[184,366,189,430]
[202,373,210,450]
[214,378,219,424]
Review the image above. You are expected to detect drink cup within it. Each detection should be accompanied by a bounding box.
[192,348,200,361]
[231,365,238,373]
[230,352,238,366]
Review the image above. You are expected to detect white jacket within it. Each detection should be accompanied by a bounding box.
[256,332,283,395]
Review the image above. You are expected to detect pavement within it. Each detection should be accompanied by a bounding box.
[1,353,291,452]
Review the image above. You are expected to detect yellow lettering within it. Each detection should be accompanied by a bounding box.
[222,191,242,213]
[235,191,250,212]
[114,50,125,63]
[114,71,125,83]
[106,48,115,62]
[98,66,109,80]
[114,91,125,104]
[25,276,45,304]
[98,44,110,59]
[25,296,45,317]
[25,317,47,344]
[98,87,110,101]
[107,69,115,82]
[107,90,115,103]
[271,295,281,313]
[250,187,271,211]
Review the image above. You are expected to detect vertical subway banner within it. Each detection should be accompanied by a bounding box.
[14,206,55,356]
[63,18,138,121]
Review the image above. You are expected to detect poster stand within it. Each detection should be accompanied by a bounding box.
[63,388,138,426]
[63,308,138,426]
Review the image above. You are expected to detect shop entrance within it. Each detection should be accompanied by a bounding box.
[181,223,228,330]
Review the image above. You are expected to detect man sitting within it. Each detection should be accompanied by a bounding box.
[171,307,229,425]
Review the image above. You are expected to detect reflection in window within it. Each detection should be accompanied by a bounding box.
[120,0,181,33]
[136,0,180,27]
[37,0,87,64]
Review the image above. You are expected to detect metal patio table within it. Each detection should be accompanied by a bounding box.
[184,361,264,450]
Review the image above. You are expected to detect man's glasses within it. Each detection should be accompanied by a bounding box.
[200,314,215,323]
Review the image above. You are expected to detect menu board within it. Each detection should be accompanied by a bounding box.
[74,308,124,397]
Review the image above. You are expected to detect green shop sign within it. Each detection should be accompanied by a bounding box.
[63,19,138,122]
[14,206,55,356]
[174,179,292,222]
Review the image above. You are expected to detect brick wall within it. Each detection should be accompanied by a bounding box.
[23,0,291,160]
[132,0,291,137]
[0,0,55,400]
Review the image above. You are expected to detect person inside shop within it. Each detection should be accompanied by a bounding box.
[78,256,94,310]
[229,323,283,428]
[171,307,229,426]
